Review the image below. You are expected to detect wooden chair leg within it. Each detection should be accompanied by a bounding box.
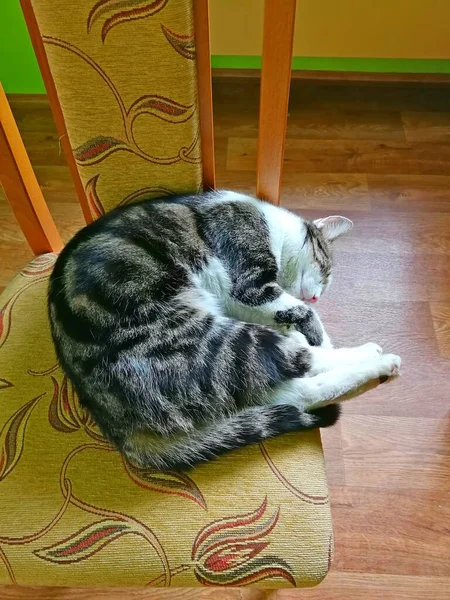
[256,0,296,205]
[193,0,216,190]
[0,83,63,255]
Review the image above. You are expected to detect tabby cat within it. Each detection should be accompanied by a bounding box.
[48,191,401,470]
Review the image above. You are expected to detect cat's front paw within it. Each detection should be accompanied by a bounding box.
[378,353,402,378]
[275,305,310,326]
[275,306,323,347]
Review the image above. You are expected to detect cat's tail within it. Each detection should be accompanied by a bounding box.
[122,403,340,471]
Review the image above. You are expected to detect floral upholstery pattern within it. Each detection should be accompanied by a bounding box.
[32,0,202,216]
[0,0,333,589]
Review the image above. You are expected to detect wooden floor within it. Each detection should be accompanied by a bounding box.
[1,79,450,599]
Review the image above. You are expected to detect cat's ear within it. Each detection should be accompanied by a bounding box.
[314,216,353,241]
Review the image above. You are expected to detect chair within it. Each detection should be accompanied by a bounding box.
[0,0,333,590]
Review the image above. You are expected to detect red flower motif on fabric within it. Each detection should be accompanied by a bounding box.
[85,174,105,219]
[43,37,201,168]
[161,25,195,60]
[128,95,196,125]
[191,498,296,587]
[34,519,132,564]
[36,369,204,509]
[123,458,207,509]
[47,374,103,442]
[87,0,169,42]
[73,136,131,166]
[20,254,58,278]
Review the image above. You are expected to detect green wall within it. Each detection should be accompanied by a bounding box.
[1,1,449,94]
[211,56,450,74]
[0,0,45,93]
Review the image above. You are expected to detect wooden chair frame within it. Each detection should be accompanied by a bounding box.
[0,82,63,255]
[0,0,295,255]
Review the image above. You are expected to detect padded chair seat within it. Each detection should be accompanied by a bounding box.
[0,254,333,589]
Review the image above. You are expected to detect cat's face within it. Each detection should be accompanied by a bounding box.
[286,216,353,303]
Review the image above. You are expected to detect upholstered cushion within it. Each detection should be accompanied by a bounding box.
[31,0,202,216]
[0,254,333,588]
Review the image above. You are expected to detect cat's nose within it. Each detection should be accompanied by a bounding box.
[302,295,318,303]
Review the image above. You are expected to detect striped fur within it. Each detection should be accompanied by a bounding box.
[48,191,353,470]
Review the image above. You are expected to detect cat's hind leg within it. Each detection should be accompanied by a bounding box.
[284,330,386,375]
[308,342,385,374]
[122,403,340,471]
[271,352,401,411]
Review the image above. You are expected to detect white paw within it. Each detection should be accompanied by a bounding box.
[359,342,383,359]
[378,353,402,377]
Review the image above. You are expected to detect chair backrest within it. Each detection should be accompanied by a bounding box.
[1,0,296,253]
[22,0,205,220]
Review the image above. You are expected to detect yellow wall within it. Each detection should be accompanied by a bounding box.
[210,0,450,59]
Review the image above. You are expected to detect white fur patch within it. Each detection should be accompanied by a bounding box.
[227,292,305,327]
[185,257,232,316]
[176,287,223,317]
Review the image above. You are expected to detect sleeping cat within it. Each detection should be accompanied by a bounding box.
[48,190,401,470]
